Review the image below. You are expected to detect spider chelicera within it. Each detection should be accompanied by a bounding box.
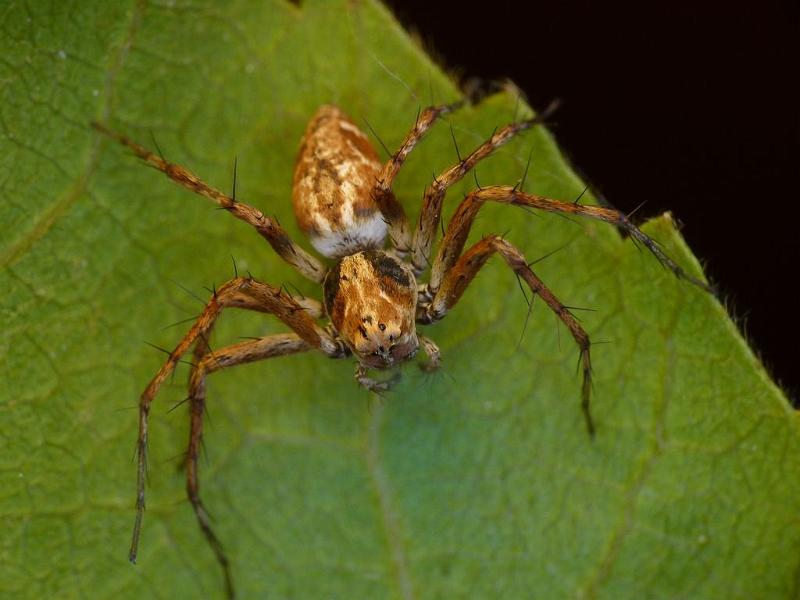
[93,100,710,598]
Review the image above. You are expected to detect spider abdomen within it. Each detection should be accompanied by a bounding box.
[292,105,388,259]
[324,250,418,369]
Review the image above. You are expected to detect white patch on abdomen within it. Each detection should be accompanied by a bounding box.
[310,211,388,258]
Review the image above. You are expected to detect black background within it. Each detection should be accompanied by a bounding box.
[384,0,799,401]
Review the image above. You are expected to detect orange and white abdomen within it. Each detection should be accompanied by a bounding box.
[292,105,388,259]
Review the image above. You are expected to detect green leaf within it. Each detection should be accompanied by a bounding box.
[2,1,798,598]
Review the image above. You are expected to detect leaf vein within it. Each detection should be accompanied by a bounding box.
[0,0,144,269]
[365,401,415,600]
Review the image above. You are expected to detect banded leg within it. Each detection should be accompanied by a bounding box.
[418,235,595,436]
[427,185,713,294]
[372,102,463,255]
[130,277,340,567]
[92,122,326,283]
[187,333,311,599]
[410,103,557,273]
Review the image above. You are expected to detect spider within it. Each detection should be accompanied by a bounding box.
[93,101,710,598]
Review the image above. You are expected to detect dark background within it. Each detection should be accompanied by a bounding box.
[384,0,799,401]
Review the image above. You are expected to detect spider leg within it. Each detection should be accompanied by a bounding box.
[187,333,311,599]
[418,335,441,373]
[130,277,343,569]
[410,104,556,273]
[372,101,463,255]
[427,185,713,294]
[418,235,595,436]
[91,122,326,283]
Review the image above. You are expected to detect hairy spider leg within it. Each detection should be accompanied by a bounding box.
[419,235,595,435]
[91,122,326,283]
[418,184,713,434]
[428,186,713,294]
[130,277,341,582]
[371,101,464,255]
[410,104,557,273]
[187,333,311,599]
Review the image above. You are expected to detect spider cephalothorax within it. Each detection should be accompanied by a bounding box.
[93,100,710,598]
[323,250,419,370]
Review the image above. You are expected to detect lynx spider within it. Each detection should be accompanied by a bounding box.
[93,100,710,598]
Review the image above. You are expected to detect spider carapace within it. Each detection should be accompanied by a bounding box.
[93,101,711,598]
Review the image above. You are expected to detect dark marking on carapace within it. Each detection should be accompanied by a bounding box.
[363,250,410,286]
[323,259,343,317]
